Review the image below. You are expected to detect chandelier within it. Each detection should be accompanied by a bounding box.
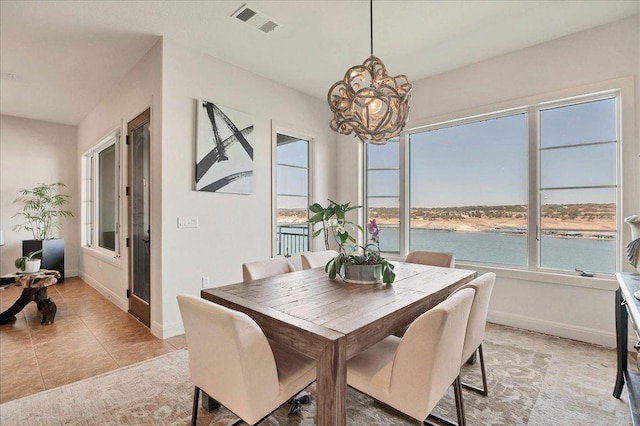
[327,0,412,145]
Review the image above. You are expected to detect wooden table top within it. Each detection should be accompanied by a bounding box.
[202,262,476,359]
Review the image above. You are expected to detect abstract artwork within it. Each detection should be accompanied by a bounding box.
[195,100,254,194]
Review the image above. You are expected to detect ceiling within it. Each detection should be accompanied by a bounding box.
[1,1,638,125]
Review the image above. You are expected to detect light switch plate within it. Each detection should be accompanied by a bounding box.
[177,216,199,228]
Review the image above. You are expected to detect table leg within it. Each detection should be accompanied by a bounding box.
[34,287,57,325]
[614,288,627,398]
[0,287,57,325]
[316,337,346,426]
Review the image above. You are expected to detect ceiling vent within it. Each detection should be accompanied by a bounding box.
[231,3,279,34]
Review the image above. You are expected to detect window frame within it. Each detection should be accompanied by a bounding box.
[364,137,401,254]
[363,84,626,280]
[271,122,314,258]
[81,130,122,260]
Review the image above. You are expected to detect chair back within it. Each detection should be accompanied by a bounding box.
[405,250,455,268]
[389,288,474,421]
[242,257,295,282]
[300,250,339,270]
[177,295,279,420]
[453,272,496,363]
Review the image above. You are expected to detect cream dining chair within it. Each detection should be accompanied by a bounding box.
[394,250,456,338]
[405,250,455,268]
[177,295,316,425]
[242,257,296,282]
[346,288,475,426]
[300,250,339,270]
[451,272,496,396]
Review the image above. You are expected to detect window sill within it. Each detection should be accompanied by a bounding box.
[81,246,122,268]
[383,253,617,291]
[456,262,617,291]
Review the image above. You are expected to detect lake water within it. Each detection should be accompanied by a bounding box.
[377,228,616,274]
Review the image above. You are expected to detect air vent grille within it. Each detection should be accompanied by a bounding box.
[236,8,256,22]
[232,3,279,34]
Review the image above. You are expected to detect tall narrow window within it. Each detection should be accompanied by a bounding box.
[539,97,617,273]
[408,113,529,266]
[366,137,400,252]
[82,132,120,254]
[275,133,309,256]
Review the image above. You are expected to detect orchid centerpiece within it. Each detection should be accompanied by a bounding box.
[309,200,396,284]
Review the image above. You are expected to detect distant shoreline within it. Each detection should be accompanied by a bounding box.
[277,203,616,237]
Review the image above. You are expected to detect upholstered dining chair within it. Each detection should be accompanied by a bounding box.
[393,250,457,339]
[405,250,455,268]
[300,250,339,270]
[177,295,316,425]
[242,257,296,282]
[451,272,496,396]
[346,288,475,426]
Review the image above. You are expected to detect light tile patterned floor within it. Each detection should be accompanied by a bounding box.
[0,277,186,403]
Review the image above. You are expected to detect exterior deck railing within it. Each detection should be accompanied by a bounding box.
[276,224,309,256]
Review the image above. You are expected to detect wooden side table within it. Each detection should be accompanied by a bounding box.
[0,270,60,325]
[614,272,640,425]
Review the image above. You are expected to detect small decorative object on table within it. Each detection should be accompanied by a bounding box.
[309,200,395,284]
[14,249,43,273]
[624,215,640,274]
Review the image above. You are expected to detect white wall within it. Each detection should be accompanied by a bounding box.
[0,115,79,277]
[338,15,640,347]
[73,37,336,338]
[76,39,162,312]
[158,39,337,337]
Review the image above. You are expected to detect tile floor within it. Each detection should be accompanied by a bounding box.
[0,277,186,403]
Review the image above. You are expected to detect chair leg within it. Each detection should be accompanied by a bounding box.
[461,344,488,396]
[424,378,465,426]
[192,387,200,426]
[453,376,466,426]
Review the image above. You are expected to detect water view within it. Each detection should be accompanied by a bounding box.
[377,227,616,274]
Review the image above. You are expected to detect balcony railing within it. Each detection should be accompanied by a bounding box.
[276,224,309,256]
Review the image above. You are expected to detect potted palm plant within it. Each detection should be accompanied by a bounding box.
[13,183,73,281]
[309,200,395,284]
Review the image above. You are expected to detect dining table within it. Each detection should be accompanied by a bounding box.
[201,261,477,426]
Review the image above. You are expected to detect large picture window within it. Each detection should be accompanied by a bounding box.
[409,113,529,266]
[365,92,620,275]
[82,132,120,254]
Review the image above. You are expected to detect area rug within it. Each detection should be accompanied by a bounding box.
[0,339,551,426]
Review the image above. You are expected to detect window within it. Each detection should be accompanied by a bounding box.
[365,137,400,252]
[275,133,310,256]
[409,114,529,266]
[82,132,120,254]
[365,92,620,275]
[539,98,617,273]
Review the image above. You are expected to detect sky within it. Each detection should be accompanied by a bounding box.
[368,97,616,208]
[275,97,617,211]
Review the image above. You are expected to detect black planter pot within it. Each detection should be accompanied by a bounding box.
[22,239,65,282]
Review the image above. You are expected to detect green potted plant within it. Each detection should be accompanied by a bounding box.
[14,249,43,273]
[13,182,73,281]
[309,200,395,284]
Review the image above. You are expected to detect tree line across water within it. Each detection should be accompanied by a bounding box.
[278,203,615,223]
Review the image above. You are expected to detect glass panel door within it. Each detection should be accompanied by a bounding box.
[128,109,151,326]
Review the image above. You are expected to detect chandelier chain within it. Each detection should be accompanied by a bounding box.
[370,0,373,56]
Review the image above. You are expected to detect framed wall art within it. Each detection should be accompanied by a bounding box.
[195,99,254,194]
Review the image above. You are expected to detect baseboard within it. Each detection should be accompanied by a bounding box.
[65,268,78,278]
[151,320,184,340]
[78,270,127,312]
[488,310,625,349]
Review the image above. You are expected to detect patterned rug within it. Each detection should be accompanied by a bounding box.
[0,325,631,425]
